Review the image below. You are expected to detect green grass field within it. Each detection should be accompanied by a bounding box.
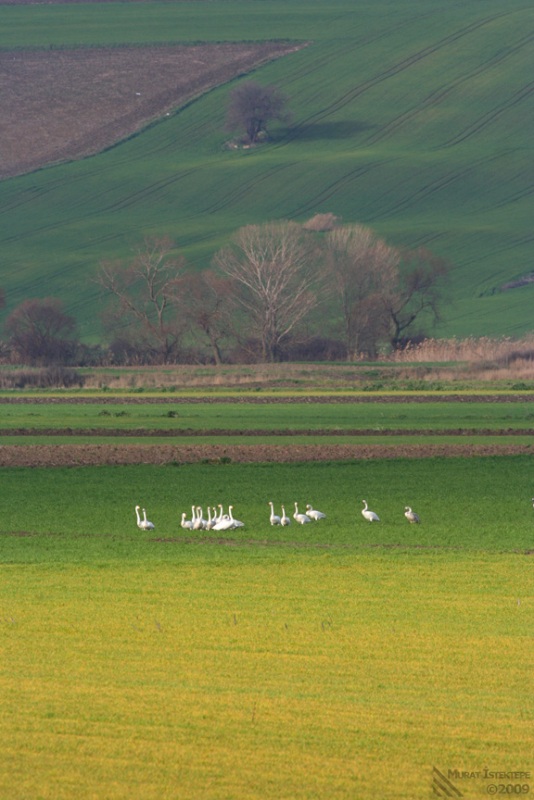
[1,458,532,799]
[0,0,532,340]
[1,399,534,431]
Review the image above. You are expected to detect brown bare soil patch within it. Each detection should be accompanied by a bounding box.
[0,42,303,178]
[0,442,532,467]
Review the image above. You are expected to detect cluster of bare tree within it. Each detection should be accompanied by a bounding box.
[0,219,449,366]
[95,220,449,365]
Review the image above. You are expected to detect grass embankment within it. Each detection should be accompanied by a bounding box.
[0,458,532,799]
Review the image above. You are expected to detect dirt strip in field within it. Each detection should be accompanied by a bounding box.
[0,394,532,404]
[0,427,533,437]
[0,442,532,467]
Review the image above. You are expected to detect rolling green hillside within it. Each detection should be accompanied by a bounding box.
[0,0,532,341]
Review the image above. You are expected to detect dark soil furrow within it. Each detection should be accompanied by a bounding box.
[0,427,533,437]
[1,442,532,467]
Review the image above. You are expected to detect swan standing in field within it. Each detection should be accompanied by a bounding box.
[135,505,144,530]
[228,505,244,528]
[212,509,236,531]
[306,504,326,521]
[404,506,421,524]
[361,500,380,523]
[181,512,193,530]
[293,502,311,524]
[280,505,291,526]
[142,508,155,530]
[216,504,228,524]
[205,507,216,530]
[193,507,206,530]
[268,501,282,526]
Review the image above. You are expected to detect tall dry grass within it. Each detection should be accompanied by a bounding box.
[389,336,534,365]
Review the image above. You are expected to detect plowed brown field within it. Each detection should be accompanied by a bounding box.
[0,42,303,178]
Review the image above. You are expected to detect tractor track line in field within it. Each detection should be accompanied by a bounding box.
[362,31,534,147]
[201,163,292,215]
[289,162,388,218]
[282,12,512,144]
[441,81,534,148]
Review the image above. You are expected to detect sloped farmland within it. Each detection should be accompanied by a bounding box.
[0,0,532,339]
[0,42,303,179]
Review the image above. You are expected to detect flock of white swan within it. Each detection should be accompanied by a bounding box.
[135,500,421,531]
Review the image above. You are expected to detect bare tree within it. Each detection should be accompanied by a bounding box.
[178,270,237,365]
[97,236,186,364]
[225,81,290,145]
[325,225,399,359]
[383,247,450,348]
[214,221,322,362]
[5,297,78,365]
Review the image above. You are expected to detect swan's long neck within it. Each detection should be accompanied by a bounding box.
[135,506,141,523]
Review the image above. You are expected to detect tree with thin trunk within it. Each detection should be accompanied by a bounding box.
[178,270,237,365]
[97,236,186,364]
[325,225,399,359]
[214,221,322,362]
[5,297,78,365]
[225,81,290,145]
[383,247,450,348]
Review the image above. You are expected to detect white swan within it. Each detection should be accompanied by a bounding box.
[135,505,144,530]
[142,508,155,530]
[268,501,281,526]
[193,506,205,530]
[212,513,234,531]
[404,506,421,524]
[361,500,380,522]
[228,505,244,528]
[181,512,193,530]
[293,502,311,525]
[280,505,291,526]
[205,507,216,530]
[306,503,326,521]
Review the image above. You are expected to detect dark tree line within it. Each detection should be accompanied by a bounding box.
[0,220,450,367]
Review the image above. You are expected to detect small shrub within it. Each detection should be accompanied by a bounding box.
[303,213,341,232]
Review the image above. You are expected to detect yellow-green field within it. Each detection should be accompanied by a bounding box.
[1,456,532,799]
[1,555,531,800]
